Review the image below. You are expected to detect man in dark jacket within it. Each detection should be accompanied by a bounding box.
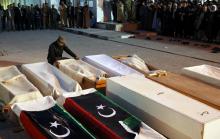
[14,3,23,30]
[47,36,79,65]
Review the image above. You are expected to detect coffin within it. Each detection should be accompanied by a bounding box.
[57,59,107,89]
[0,66,42,105]
[114,55,220,110]
[12,96,95,139]
[82,54,144,77]
[182,65,220,88]
[106,74,220,139]
[57,88,166,139]
[21,62,82,99]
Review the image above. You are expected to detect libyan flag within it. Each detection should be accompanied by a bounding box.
[61,88,165,139]
[12,96,95,139]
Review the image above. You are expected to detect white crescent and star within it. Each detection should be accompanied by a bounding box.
[96,104,116,118]
[49,121,70,138]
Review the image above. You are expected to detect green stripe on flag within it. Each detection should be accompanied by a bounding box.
[123,117,141,130]
[54,104,96,139]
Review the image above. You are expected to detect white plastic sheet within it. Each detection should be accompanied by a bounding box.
[0,66,43,104]
[12,96,55,117]
[118,54,150,74]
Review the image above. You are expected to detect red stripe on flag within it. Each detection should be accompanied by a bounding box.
[20,111,47,139]
[64,98,122,139]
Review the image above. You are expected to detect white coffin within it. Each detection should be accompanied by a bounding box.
[57,59,107,84]
[182,65,220,88]
[21,62,82,99]
[0,66,43,105]
[82,54,144,77]
[106,74,220,139]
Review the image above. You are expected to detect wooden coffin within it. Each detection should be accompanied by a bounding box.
[21,62,82,99]
[114,55,220,110]
[82,54,144,77]
[182,65,220,88]
[106,74,220,139]
[0,66,42,105]
[57,59,107,89]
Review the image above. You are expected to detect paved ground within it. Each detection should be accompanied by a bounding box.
[0,29,219,72]
[0,29,220,138]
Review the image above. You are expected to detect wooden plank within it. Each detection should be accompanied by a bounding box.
[147,72,220,110]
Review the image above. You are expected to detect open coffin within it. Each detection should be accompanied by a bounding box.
[21,62,82,99]
[182,65,220,88]
[106,74,220,139]
[82,54,144,77]
[57,59,107,89]
[57,88,166,139]
[0,66,43,105]
[11,96,95,139]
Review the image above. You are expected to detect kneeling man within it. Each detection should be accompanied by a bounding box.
[47,36,79,65]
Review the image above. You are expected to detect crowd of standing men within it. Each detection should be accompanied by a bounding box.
[0,1,93,32]
[110,0,220,42]
[0,0,220,43]
[139,1,220,42]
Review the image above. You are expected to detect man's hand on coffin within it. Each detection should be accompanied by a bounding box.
[54,61,60,68]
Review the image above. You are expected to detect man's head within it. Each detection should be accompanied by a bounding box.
[203,5,208,12]
[173,3,178,10]
[56,36,66,47]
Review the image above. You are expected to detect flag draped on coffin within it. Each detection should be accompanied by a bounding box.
[82,54,144,77]
[106,74,220,139]
[21,62,82,99]
[182,64,220,88]
[57,59,107,89]
[12,96,95,139]
[57,88,166,139]
[0,66,42,105]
